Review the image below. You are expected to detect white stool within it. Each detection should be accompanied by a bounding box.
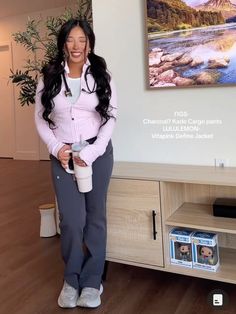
[39,203,57,237]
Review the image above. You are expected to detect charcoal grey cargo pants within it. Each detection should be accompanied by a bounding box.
[50,139,113,290]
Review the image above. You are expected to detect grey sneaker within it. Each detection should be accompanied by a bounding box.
[77,284,103,308]
[58,281,78,308]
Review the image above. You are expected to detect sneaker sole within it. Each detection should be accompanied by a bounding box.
[77,299,101,308]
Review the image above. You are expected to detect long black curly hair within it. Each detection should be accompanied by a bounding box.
[41,19,113,128]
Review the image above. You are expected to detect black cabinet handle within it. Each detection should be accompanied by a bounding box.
[152,210,157,240]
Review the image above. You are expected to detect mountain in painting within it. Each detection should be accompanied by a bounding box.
[195,0,236,19]
[197,0,235,10]
[147,0,224,33]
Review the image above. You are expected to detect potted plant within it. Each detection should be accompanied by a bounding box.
[10,0,92,106]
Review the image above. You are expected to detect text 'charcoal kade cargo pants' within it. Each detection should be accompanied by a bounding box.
[50,139,113,290]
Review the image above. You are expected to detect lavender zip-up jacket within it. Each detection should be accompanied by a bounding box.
[34,61,117,166]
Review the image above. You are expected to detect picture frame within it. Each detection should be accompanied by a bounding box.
[145,0,236,89]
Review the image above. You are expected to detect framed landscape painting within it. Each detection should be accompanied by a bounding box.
[145,0,236,88]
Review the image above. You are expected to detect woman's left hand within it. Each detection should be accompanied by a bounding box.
[73,156,87,167]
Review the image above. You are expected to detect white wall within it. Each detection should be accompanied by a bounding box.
[1,0,236,166]
[92,0,236,166]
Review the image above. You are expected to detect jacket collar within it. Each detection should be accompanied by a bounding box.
[64,59,90,75]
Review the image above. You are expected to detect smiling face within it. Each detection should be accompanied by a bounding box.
[201,247,213,257]
[65,26,90,67]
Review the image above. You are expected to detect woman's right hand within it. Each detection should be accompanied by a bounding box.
[57,145,71,169]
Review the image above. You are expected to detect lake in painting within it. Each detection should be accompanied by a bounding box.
[146,0,236,88]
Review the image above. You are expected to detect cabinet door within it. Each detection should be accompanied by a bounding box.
[106,178,163,267]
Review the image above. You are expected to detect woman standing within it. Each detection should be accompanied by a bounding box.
[35,18,117,309]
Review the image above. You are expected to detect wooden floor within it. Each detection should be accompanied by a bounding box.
[0,158,236,314]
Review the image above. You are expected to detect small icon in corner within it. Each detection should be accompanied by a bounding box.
[207,289,228,310]
[213,293,223,307]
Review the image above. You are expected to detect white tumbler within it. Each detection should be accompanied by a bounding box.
[39,204,57,237]
[65,141,93,193]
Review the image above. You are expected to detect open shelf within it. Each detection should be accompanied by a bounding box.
[165,247,236,284]
[166,203,236,234]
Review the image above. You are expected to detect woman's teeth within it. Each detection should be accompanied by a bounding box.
[71,52,82,57]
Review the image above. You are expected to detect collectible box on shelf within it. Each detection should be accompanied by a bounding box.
[169,228,194,268]
[191,231,219,272]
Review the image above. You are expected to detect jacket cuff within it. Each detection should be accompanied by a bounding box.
[51,142,65,159]
[79,146,96,166]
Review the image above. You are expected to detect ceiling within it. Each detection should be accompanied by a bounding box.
[0,0,77,19]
